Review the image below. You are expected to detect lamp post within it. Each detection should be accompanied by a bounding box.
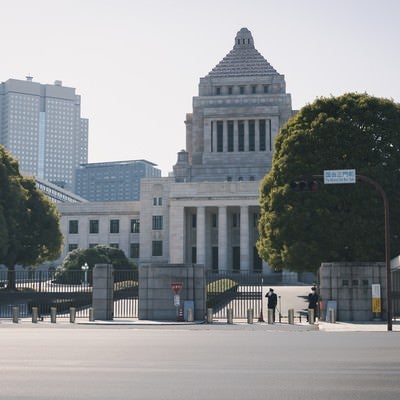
[81,262,89,287]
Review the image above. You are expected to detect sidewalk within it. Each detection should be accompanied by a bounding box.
[318,320,400,332]
[2,317,398,332]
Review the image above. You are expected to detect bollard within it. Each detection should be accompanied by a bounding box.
[288,308,295,325]
[187,307,194,322]
[12,306,19,323]
[207,308,213,324]
[69,307,76,323]
[267,308,274,324]
[247,308,254,324]
[32,307,38,323]
[227,308,233,324]
[50,307,57,323]
[89,307,95,322]
[308,308,315,324]
[329,308,336,324]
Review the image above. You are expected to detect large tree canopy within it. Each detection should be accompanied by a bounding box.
[257,93,400,273]
[0,146,63,284]
[54,246,136,284]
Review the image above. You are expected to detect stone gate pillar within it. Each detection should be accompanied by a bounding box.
[92,264,114,320]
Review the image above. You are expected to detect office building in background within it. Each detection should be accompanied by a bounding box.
[75,160,161,202]
[0,77,88,190]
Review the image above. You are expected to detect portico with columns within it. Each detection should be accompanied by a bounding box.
[167,181,268,273]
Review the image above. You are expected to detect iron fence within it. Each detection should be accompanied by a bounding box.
[0,270,92,318]
[113,269,138,318]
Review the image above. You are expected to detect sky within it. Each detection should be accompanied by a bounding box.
[1,0,399,176]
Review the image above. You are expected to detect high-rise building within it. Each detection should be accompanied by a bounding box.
[75,160,161,202]
[0,77,88,190]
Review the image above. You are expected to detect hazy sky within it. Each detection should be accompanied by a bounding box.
[2,0,399,175]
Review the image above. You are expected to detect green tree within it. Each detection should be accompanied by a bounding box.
[0,146,63,288]
[54,246,136,283]
[257,93,400,273]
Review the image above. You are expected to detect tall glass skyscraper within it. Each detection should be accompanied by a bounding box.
[0,77,88,190]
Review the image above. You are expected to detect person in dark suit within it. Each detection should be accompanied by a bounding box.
[266,288,278,322]
[308,286,319,322]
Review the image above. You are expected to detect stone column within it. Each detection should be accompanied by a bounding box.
[240,206,250,272]
[244,120,249,152]
[255,119,260,152]
[218,206,228,271]
[212,121,217,153]
[223,120,227,153]
[169,205,185,264]
[196,206,206,265]
[234,120,238,152]
[92,264,113,320]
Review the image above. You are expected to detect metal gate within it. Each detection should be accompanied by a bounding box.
[0,269,91,318]
[113,269,138,318]
[206,272,265,319]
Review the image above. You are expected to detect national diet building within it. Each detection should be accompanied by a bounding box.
[137,27,294,273]
[58,27,294,275]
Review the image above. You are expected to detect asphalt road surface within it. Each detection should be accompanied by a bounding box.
[1,324,399,400]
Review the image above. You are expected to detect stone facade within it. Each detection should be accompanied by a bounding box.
[174,27,293,183]
[138,264,206,320]
[139,178,264,272]
[319,262,387,321]
[57,201,140,261]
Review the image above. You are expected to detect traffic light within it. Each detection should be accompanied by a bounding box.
[290,179,320,192]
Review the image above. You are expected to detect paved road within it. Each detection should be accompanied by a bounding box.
[1,324,399,400]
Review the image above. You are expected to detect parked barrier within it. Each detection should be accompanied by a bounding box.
[89,307,95,321]
[32,307,38,323]
[70,307,76,323]
[288,309,294,324]
[267,309,274,324]
[329,308,336,323]
[207,308,213,323]
[50,307,57,323]
[187,308,194,322]
[12,306,19,323]
[247,308,254,324]
[308,308,315,324]
[227,308,233,324]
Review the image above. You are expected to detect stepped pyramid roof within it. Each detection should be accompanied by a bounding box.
[205,28,278,78]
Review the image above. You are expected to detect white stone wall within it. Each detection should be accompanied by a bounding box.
[57,201,140,262]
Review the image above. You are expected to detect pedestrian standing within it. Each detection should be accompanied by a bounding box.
[308,286,319,322]
[266,288,278,322]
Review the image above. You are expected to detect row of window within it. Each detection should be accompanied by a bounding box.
[68,212,259,235]
[227,176,255,182]
[69,218,141,234]
[215,84,271,96]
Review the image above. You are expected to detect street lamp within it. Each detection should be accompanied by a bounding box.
[81,262,89,287]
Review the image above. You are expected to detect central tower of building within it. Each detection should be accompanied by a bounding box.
[174,27,293,182]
